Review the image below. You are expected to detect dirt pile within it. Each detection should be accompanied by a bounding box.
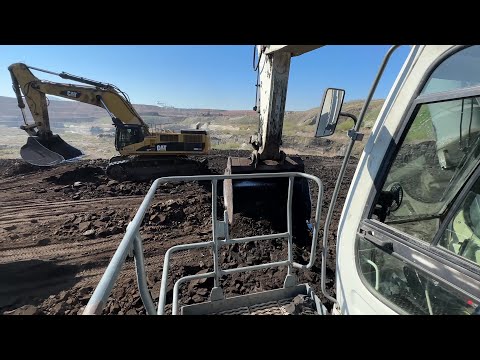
[43,161,153,201]
[0,159,44,179]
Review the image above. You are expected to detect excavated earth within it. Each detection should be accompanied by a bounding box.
[0,150,357,315]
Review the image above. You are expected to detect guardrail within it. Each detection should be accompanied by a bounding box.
[83,172,323,315]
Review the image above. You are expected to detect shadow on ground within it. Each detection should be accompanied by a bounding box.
[0,260,79,312]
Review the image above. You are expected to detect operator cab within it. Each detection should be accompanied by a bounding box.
[317,45,480,315]
[365,89,480,314]
[114,125,145,150]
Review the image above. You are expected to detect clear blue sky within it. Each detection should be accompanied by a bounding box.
[0,45,410,111]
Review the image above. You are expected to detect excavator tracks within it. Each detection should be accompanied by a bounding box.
[106,156,209,181]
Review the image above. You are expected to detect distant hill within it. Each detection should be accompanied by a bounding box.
[0,95,384,126]
[0,96,256,125]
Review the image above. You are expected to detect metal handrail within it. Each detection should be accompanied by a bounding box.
[83,172,323,315]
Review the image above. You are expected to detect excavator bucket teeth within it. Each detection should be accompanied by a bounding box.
[20,136,83,167]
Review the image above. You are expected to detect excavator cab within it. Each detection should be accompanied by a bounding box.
[114,125,145,151]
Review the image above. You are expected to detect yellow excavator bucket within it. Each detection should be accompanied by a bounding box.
[20,135,84,167]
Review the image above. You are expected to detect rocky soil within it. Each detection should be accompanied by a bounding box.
[0,151,357,315]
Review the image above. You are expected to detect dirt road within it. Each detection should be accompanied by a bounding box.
[0,151,357,315]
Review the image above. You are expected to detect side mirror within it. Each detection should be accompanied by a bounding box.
[314,88,345,137]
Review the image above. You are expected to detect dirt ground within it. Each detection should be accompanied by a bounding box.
[0,150,357,315]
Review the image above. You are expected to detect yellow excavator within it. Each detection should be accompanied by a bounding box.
[8,63,211,181]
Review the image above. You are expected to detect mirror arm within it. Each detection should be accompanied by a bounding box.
[339,112,358,126]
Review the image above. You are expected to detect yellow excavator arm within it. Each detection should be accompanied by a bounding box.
[9,63,150,136]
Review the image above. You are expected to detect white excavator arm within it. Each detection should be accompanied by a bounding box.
[252,45,322,162]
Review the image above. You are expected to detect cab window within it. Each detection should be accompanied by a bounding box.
[422,46,480,95]
[116,127,144,149]
[372,96,480,243]
[439,176,480,265]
